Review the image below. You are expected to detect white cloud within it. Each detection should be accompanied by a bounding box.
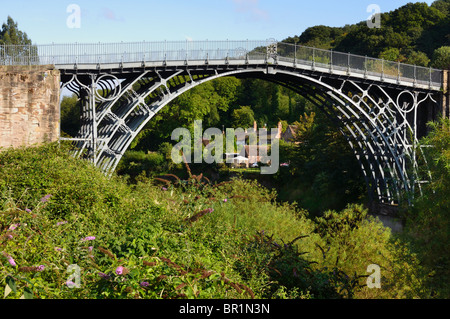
[101,7,124,22]
[231,0,269,21]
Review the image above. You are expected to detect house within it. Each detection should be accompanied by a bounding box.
[235,121,282,145]
[235,121,258,147]
[239,145,270,164]
[230,155,249,168]
[224,121,296,168]
[281,125,298,143]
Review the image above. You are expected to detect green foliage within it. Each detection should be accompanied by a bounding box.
[313,204,430,299]
[432,0,450,15]
[314,204,368,243]
[287,1,449,65]
[60,94,81,137]
[286,25,347,49]
[0,16,31,46]
[0,144,429,299]
[402,118,450,298]
[274,112,366,215]
[431,46,450,69]
[234,231,358,299]
[117,150,167,181]
[406,50,431,66]
[0,143,129,219]
[0,16,37,64]
[379,48,404,62]
[231,106,255,129]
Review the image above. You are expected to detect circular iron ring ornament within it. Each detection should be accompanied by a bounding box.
[95,74,122,102]
[396,90,416,114]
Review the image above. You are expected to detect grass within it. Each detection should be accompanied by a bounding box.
[0,142,434,299]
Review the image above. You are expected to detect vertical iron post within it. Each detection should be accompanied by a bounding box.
[330,49,333,72]
[90,75,98,165]
[294,42,297,67]
[312,47,315,69]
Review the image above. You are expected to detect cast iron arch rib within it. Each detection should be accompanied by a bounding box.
[60,60,440,205]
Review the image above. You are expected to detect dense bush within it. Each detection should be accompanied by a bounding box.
[116,150,167,181]
[0,143,129,219]
[402,118,450,298]
[0,143,431,299]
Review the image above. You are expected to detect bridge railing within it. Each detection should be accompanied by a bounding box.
[276,42,442,88]
[0,40,269,65]
[0,40,443,88]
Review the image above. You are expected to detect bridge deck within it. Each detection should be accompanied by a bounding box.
[0,40,443,91]
[56,58,441,92]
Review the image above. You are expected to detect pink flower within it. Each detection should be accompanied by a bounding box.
[98,272,111,280]
[81,236,96,241]
[140,281,150,287]
[56,221,68,226]
[36,265,45,272]
[9,224,20,231]
[115,266,124,275]
[223,199,228,203]
[8,257,16,267]
[40,194,52,203]
[88,246,93,252]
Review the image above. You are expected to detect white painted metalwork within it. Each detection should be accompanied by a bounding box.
[0,40,443,89]
[3,39,441,205]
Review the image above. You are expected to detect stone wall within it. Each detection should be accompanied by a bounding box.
[443,70,450,119]
[0,65,60,150]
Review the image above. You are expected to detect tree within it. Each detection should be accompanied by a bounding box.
[231,106,255,129]
[60,94,81,137]
[0,16,31,45]
[431,46,450,69]
[406,118,450,297]
[379,47,404,62]
[406,50,431,66]
[297,25,346,49]
[431,0,450,16]
[0,16,35,64]
[279,111,366,215]
[291,2,448,62]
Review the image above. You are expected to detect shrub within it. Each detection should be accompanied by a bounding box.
[0,143,430,299]
[314,205,429,299]
[117,150,167,181]
[402,118,450,298]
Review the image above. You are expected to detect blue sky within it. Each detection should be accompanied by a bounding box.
[1,0,436,44]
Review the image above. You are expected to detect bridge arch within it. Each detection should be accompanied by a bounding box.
[236,70,436,204]
[60,65,438,205]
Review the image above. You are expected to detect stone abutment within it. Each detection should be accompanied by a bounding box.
[0,65,60,150]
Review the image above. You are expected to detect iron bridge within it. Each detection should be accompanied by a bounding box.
[1,39,446,205]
